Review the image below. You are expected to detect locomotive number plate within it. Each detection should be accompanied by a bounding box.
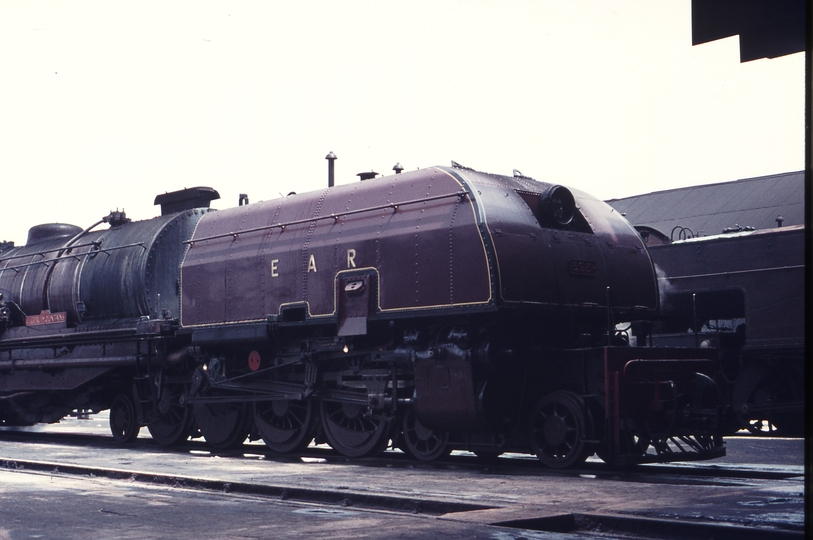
[25,310,67,326]
[568,260,597,276]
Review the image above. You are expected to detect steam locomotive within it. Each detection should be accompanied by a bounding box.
[0,163,725,467]
[639,224,805,436]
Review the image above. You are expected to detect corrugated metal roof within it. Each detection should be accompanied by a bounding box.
[605,171,805,239]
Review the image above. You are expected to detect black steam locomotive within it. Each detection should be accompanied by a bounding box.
[638,225,805,436]
[0,163,725,467]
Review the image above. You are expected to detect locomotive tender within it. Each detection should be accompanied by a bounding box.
[0,163,725,467]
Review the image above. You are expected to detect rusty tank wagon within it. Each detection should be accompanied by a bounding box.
[0,162,725,467]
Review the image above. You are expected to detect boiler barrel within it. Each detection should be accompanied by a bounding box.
[0,209,210,324]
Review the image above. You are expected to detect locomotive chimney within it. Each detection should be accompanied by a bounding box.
[326,151,337,187]
[357,171,378,181]
[154,187,220,216]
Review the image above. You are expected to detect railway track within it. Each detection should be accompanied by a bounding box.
[0,451,804,540]
[0,425,802,482]
[1,424,804,539]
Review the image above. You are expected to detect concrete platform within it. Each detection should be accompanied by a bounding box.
[0,416,805,539]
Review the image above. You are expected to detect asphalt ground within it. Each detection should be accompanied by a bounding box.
[0,415,805,539]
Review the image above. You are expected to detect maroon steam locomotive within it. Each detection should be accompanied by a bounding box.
[0,163,725,467]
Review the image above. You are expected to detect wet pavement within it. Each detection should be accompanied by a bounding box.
[0,415,805,539]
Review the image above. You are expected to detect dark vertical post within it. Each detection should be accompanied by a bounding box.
[325,151,337,187]
[610,369,619,463]
[606,286,613,345]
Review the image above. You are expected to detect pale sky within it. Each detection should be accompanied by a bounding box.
[0,1,805,246]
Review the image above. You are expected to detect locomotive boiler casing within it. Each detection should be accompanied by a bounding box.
[181,168,491,328]
[180,167,658,333]
[451,167,658,322]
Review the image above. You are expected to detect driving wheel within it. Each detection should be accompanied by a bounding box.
[255,398,316,454]
[148,384,194,446]
[319,399,391,458]
[193,401,251,450]
[740,371,803,436]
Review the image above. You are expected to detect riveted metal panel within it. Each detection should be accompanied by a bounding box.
[181,167,493,328]
[448,168,658,317]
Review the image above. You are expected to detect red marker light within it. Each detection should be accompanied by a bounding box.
[248,350,261,371]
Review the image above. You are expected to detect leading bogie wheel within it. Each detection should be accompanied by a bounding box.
[109,392,140,444]
[529,390,591,469]
[400,407,450,462]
